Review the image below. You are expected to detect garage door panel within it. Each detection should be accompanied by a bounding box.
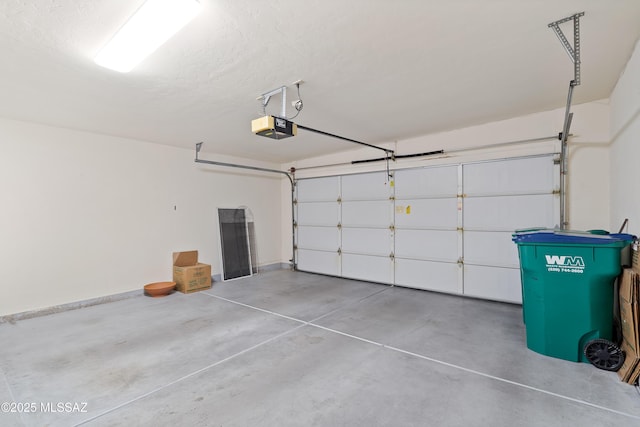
[395,258,461,294]
[342,200,392,228]
[297,226,339,252]
[341,254,393,284]
[395,198,458,229]
[341,172,391,200]
[296,249,340,276]
[464,231,520,268]
[463,156,555,195]
[296,177,340,202]
[342,228,392,257]
[395,229,458,261]
[464,265,522,303]
[464,194,555,230]
[297,202,339,226]
[394,166,458,198]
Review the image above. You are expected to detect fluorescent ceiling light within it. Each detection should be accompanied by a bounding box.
[94,0,201,73]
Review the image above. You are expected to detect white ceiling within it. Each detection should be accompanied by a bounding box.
[1,0,639,163]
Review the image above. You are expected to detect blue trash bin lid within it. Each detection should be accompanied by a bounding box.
[512,228,635,245]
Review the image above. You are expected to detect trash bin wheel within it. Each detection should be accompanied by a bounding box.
[583,339,625,371]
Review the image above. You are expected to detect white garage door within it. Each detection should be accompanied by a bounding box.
[295,154,559,303]
[295,176,341,275]
[394,165,461,294]
[341,172,394,284]
[462,156,559,302]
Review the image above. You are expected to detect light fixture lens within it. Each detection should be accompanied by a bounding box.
[94,0,201,73]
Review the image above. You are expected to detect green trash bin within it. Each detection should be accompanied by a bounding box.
[512,229,634,363]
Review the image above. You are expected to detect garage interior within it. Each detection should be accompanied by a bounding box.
[2,1,640,426]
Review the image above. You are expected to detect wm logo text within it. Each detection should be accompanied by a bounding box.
[544,255,585,273]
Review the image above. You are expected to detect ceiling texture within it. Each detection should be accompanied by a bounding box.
[1,0,639,163]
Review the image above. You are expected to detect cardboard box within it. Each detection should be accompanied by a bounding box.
[618,340,640,384]
[630,359,640,384]
[617,268,640,383]
[173,251,212,294]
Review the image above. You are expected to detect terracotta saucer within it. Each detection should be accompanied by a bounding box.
[144,281,176,297]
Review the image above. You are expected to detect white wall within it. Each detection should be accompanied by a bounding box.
[610,39,640,234]
[565,100,611,230]
[0,118,283,316]
[281,100,612,258]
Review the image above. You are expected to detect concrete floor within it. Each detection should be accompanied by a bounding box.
[1,270,639,426]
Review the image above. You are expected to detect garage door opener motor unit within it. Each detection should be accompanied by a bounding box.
[251,115,297,139]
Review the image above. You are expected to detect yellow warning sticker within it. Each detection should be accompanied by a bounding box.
[395,206,405,214]
[406,205,411,214]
